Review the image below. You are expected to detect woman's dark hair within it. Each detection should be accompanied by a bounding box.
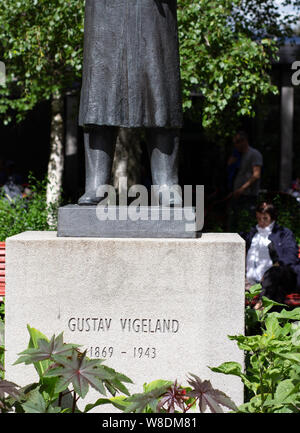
[256,201,277,221]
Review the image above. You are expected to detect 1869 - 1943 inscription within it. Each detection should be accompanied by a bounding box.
[67,317,180,360]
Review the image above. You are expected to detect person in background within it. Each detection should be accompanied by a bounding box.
[1,160,24,202]
[227,147,241,193]
[243,201,300,305]
[287,177,300,203]
[227,131,263,231]
[5,160,23,185]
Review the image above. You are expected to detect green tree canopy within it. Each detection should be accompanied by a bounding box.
[178,0,300,134]
[0,0,299,134]
[0,0,84,122]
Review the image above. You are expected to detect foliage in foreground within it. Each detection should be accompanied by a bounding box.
[0,325,237,413]
[0,174,58,242]
[0,326,133,413]
[2,293,300,413]
[212,286,300,413]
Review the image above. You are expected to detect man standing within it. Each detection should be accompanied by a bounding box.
[228,131,263,231]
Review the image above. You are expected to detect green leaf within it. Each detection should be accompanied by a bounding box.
[21,387,47,413]
[14,325,51,379]
[101,365,133,397]
[143,380,173,393]
[274,380,299,404]
[45,350,113,398]
[264,315,281,339]
[276,352,300,364]
[84,396,131,413]
[123,385,171,413]
[0,379,20,399]
[273,308,300,322]
[39,376,61,404]
[210,361,259,394]
[109,396,132,411]
[244,393,273,412]
[272,406,296,413]
[210,362,243,377]
[187,374,238,413]
[47,405,62,413]
[246,283,262,299]
[26,325,49,350]
[15,332,79,365]
[261,297,286,315]
[262,380,300,411]
[84,398,113,413]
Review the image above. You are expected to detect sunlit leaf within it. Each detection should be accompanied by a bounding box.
[0,379,20,399]
[44,350,113,398]
[15,332,79,365]
[14,325,51,379]
[186,374,238,413]
[101,365,133,397]
[123,385,171,413]
[21,387,47,413]
[157,381,187,413]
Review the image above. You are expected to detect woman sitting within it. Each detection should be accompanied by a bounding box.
[243,201,300,305]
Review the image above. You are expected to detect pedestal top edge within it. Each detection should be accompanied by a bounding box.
[6,231,245,244]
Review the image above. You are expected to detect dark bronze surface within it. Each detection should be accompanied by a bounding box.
[79,0,183,128]
[78,0,184,207]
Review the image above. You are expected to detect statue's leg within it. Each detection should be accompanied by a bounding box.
[146,128,182,206]
[78,126,118,205]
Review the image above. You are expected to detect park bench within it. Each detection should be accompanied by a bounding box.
[0,241,300,305]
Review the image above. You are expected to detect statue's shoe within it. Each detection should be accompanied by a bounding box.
[167,196,183,207]
[155,184,183,207]
[78,186,183,207]
[78,191,104,206]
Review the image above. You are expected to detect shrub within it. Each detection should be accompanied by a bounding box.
[212,288,300,413]
[0,174,59,242]
[0,326,236,413]
[1,295,300,413]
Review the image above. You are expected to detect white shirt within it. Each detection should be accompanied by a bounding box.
[246,221,275,284]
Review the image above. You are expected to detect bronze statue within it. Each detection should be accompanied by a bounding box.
[78,0,183,206]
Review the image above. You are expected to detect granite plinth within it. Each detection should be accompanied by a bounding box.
[57,205,201,238]
[5,231,245,412]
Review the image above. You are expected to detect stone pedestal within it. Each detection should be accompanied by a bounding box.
[5,232,245,412]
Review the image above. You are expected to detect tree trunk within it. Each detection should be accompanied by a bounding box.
[280,86,294,192]
[46,91,64,227]
[64,92,79,202]
[112,128,142,197]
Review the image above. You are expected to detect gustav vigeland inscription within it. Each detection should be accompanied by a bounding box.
[68,316,180,360]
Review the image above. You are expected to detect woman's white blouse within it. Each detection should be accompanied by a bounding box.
[246,221,275,284]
